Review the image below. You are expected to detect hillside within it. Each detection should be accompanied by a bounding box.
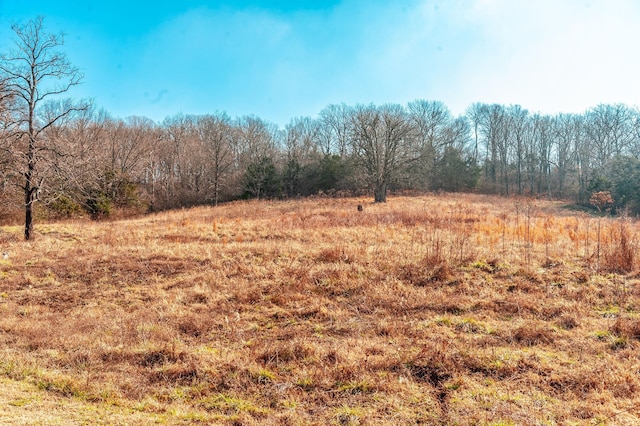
[1,194,639,425]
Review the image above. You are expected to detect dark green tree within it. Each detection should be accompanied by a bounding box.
[310,154,351,193]
[430,147,480,192]
[243,156,280,199]
[282,158,302,197]
[605,156,640,215]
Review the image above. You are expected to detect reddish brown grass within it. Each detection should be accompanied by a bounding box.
[0,194,639,424]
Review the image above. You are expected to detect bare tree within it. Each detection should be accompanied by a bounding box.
[234,115,279,166]
[531,114,553,197]
[0,16,83,239]
[282,116,321,196]
[407,100,453,189]
[551,113,581,198]
[465,103,484,165]
[157,114,197,208]
[349,104,415,202]
[585,104,636,172]
[0,77,12,124]
[471,104,508,192]
[284,116,320,164]
[0,79,18,210]
[506,105,529,195]
[630,107,640,158]
[407,100,451,151]
[318,104,351,157]
[39,101,103,211]
[196,113,235,206]
[232,115,280,197]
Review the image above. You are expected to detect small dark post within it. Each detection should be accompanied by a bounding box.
[357,204,363,212]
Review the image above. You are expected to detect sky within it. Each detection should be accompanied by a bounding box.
[0,0,639,127]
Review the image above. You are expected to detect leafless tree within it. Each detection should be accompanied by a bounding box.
[531,114,553,197]
[550,113,581,198]
[0,16,84,239]
[407,100,454,189]
[284,116,320,164]
[465,103,484,165]
[349,104,415,202]
[585,104,636,172]
[281,116,321,196]
[233,115,279,165]
[318,104,351,157]
[630,107,640,158]
[196,113,235,206]
[471,104,509,193]
[505,105,529,195]
[0,78,15,173]
[39,101,106,211]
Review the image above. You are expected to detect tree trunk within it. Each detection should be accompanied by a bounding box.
[374,181,387,203]
[213,177,219,207]
[25,107,36,240]
[24,161,34,240]
[24,190,33,240]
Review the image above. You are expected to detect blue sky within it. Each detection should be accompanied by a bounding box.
[1,0,639,126]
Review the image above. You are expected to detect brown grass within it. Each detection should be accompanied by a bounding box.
[0,193,640,424]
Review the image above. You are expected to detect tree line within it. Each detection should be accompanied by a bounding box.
[1,17,640,239]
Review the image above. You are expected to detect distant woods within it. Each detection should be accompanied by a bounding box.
[2,18,640,229]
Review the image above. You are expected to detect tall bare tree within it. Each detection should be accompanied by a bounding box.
[407,100,453,189]
[197,113,235,206]
[318,104,351,157]
[551,113,581,198]
[349,104,415,202]
[0,78,18,208]
[38,100,101,212]
[282,116,321,196]
[465,103,485,165]
[506,105,529,195]
[585,104,636,172]
[0,16,83,239]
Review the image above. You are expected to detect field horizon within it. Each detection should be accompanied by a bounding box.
[1,193,640,425]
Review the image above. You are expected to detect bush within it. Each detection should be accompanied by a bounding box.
[48,195,83,218]
[85,192,112,220]
[611,317,640,339]
[590,156,640,215]
[602,222,635,273]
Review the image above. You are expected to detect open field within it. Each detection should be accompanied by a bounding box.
[1,193,640,425]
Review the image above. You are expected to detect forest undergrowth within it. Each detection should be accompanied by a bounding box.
[1,193,640,425]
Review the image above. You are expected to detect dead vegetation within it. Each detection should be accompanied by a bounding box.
[1,193,640,424]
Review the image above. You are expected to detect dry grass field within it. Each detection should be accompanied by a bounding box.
[1,193,640,425]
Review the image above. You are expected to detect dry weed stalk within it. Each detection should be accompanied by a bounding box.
[590,191,614,272]
[602,220,635,274]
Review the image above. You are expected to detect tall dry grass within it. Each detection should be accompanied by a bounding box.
[0,194,639,424]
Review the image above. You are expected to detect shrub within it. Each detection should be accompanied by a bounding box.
[602,222,635,273]
[510,322,555,346]
[611,317,640,339]
[85,192,112,220]
[47,195,83,218]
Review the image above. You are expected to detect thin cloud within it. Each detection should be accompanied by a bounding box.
[150,89,169,104]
